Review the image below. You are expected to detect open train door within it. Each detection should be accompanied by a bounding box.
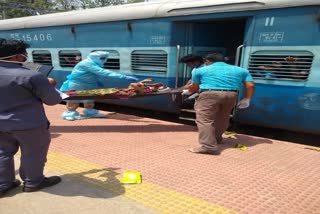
[173,17,251,121]
[173,22,230,89]
[174,44,193,88]
[174,22,197,89]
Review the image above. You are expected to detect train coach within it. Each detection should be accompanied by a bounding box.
[0,0,319,134]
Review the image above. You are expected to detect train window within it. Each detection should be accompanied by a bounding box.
[131,50,168,73]
[32,50,52,66]
[92,50,120,70]
[248,51,313,81]
[59,50,82,68]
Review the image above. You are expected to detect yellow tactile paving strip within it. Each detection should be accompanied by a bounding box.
[46,151,237,214]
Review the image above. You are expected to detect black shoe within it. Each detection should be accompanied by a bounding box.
[23,176,61,192]
[0,179,21,197]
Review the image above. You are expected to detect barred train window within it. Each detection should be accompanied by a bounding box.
[32,50,52,66]
[131,50,168,73]
[92,50,120,70]
[248,51,313,81]
[59,50,82,68]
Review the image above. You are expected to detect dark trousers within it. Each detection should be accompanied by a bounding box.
[0,125,51,190]
[195,91,237,150]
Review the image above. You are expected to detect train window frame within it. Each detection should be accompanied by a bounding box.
[131,50,168,73]
[248,50,314,81]
[91,50,120,70]
[32,50,52,66]
[59,50,82,68]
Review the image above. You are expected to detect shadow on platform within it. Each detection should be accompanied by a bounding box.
[230,122,320,147]
[51,133,61,139]
[50,124,197,133]
[43,167,125,198]
[218,134,273,153]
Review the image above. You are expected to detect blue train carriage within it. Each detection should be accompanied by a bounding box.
[236,3,320,135]
[0,0,319,134]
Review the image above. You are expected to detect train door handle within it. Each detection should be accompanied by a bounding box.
[235,44,245,67]
[175,45,181,88]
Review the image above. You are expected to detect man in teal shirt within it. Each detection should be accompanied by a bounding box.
[188,52,255,155]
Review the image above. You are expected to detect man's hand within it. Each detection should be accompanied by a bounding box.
[237,98,250,109]
[182,89,192,96]
[188,83,199,93]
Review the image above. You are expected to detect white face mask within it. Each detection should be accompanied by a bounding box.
[0,53,28,62]
[0,54,15,60]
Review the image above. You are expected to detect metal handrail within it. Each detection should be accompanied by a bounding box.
[175,44,181,88]
[235,44,244,66]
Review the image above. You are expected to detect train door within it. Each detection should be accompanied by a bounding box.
[174,18,249,84]
[173,23,193,88]
[173,18,250,119]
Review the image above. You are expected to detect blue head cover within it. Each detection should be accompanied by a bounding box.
[88,51,109,67]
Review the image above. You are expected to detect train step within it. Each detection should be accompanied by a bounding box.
[179,108,234,122]
[179,116,196,122]
[179,108,196,122]
[180,109,195,113]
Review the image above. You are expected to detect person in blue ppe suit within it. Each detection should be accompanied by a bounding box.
[60,51,138,121]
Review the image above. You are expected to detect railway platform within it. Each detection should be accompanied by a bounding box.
[1,104,319,214]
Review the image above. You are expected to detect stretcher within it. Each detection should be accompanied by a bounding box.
[63,88,182,100]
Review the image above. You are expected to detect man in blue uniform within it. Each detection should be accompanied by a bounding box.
[188,52,255,155]
[60,51,139,121]
[0,39,62,197]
